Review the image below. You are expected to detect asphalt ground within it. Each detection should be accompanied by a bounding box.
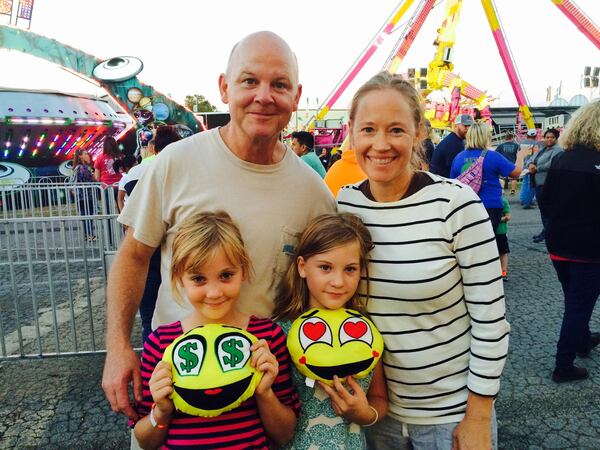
[1,192,599,449]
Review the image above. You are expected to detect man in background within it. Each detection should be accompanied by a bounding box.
[430,114,473,178]
[496,132,521,194]
[290,131,326,178]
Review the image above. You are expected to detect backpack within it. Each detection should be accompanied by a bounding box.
[456,149,488,193]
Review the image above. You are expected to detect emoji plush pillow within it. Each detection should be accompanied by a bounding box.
[287,308,384,385]
[162,324,263,417]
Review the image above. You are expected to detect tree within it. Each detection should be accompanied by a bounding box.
[185,94,217,112]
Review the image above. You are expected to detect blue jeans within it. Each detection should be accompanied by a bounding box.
[553,260,600,369]
[139,249,161,343]
[366,411,498,450]
[535,186,547,237]
[519,174,535,207]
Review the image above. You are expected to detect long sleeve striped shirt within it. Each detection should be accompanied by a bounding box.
[337,173,510,425]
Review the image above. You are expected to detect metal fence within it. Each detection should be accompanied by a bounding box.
[0,181,126,359]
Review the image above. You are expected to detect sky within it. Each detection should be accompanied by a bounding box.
[0,0,599,113]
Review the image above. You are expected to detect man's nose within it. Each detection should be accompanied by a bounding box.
[254,83,274,103]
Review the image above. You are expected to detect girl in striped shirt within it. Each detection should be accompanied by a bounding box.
[133,211,300,449]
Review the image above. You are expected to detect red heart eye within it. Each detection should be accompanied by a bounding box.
[303,322,326,341]
[344,321,367,338]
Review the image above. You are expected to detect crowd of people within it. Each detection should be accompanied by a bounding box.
[91,31,599,450]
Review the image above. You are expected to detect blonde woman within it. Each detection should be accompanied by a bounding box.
[539,101,600,382]
[450,121,528,233]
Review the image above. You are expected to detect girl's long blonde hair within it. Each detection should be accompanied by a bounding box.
[272,213,373,321]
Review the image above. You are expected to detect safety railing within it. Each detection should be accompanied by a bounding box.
[0,214,128,359]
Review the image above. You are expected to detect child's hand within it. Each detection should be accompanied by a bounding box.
[250,339,278,396]
[149,361,175,415]
[319,375,374,425]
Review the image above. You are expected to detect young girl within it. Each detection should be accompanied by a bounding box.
[273,213,388,450]
[70,149,96,241]
[134,211,300,450]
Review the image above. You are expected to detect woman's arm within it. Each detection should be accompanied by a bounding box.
[94,168,101,182]
[452,392,494,450]
[365,359,388,423]
[508,145,530,178]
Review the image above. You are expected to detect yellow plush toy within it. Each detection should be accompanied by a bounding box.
[162,324,263,417]
[286,308,384,385]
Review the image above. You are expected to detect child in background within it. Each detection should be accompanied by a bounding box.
[273,213,388,450]
[114,154,137,212]
[497,196,511,281]
[133,211,299,450]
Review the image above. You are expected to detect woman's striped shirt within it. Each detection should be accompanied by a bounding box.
[337,173,510,425]
[135,316,300,449]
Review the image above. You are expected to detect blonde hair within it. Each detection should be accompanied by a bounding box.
[170,211,252,303]
[465,121,491,150]
[348,71,426,170]
[559,101,600,151]
[272,213,374,321]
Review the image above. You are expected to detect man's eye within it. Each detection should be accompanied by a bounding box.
[361,127,374,133]
[243,78,257,85]
[273,81,288,89]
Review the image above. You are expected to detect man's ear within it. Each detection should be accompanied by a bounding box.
[218,73,229,104]
[292,84,303,112]
[297,256,307,278]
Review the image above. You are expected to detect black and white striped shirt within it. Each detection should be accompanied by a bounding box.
[337,172,510,425]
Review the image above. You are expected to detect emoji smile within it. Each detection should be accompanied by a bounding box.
[173,374,253,410]
[306,357,374,380]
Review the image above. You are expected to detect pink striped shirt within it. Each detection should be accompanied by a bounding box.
[135,316,300,449]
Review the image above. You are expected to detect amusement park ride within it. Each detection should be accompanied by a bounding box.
[308,0,600,150]
[0,0,598,179]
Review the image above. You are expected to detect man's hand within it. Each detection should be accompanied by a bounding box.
[102,346,143,420]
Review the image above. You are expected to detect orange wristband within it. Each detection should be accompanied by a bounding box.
[150,403,168,429]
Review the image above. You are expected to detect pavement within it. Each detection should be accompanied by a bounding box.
[1,192,600,449]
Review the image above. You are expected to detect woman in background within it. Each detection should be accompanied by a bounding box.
[540,101,600,383]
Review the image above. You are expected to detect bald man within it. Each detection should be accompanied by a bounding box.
[102,31,334,420]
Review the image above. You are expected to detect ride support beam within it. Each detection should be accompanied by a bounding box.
[307,0,416,131]
[550,0,600,51]
[480,0,535,131]
[385,0,436,74]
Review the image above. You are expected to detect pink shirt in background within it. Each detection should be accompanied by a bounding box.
[94,153,121,185]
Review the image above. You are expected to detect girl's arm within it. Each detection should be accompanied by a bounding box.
[365,359,388,424]
[319,359,387,426]
[134,360,174,449]
[251,339,297,445]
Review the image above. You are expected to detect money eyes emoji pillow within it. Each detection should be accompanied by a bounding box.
[286,308,384,385]
[162,324,263,417]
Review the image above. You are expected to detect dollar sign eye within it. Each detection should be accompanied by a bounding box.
[216,333,252,372]
[172,336,207,377]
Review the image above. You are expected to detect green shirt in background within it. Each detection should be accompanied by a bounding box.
[301,151,326,178]
[496,197,511,235]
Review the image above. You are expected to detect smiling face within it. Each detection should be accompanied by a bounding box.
[298,241,362,311]
[219,32,302,143]
[163,324,263,417]
[286,308,384,384]
[180,247,244,324]
[350,88,420,200]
